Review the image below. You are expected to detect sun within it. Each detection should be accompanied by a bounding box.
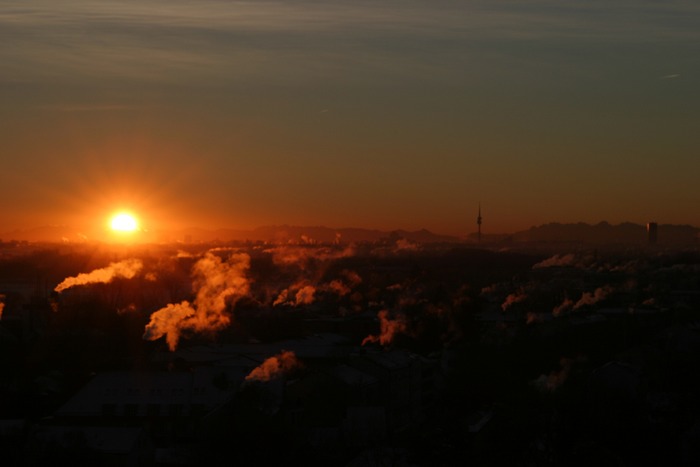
[110,212,139,232]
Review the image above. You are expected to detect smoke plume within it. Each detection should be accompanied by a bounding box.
[295,285,316,305]
[327,279,351,297]
[265,245,355,270]
[553,298,574,317]
[532,253,577,269]
[501,290,527,311]
[532,357,573,392]
[326,269,362,298]
[245,350,302,383]
[143,251,250,350]
[54,258,143,292]
[533,252,600,270]
[573,285,613,310]
[394,238,419,251]
[526,312,542,325]
[272,289,290,307]
[273,281,317,307]
[362,309,408,346]
[342,269,362,287]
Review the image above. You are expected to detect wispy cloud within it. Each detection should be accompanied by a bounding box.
[3,0,696,86]
[37,104,142,112]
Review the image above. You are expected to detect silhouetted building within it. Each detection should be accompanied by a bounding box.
[647,222,658,244]
[54,370,238,443]
[26,425,153,466]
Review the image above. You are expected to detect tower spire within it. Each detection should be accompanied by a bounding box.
[477,203,482,243]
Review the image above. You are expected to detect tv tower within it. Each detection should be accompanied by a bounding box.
[477,203,482,243]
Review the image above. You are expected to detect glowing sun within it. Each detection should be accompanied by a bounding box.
[110,212,139,232]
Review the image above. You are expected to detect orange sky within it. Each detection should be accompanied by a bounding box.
[1,1,698,238]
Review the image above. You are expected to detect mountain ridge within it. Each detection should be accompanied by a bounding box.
[2,221,698,245]
[508,221,699,246]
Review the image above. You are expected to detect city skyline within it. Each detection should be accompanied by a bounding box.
[1,1,698,237]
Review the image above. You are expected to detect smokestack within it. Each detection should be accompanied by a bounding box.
[647,222,658,245]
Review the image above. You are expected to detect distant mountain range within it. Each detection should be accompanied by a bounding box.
[509,221,699,246]
[2,221,698,246]
[152,225,462,244]
[0,224,461,245]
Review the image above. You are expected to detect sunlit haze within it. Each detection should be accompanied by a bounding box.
[110,212,139,232]
[1,0,698,238]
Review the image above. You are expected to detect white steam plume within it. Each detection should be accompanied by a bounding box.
[272,281,317,307]
[294,285,316,305]
[362,309,408,346]
[327,279,351,297]
[526,312,542,325]
[325,269,362,298]
[54,259,143,292]
[264,245,355,270]
[245,350,302,383]
[501,290,527,311]
[532,358,573,392]
[553,298,574,317]
[143,251,250,351]
[533,253,576,269]
[573,285,613,310]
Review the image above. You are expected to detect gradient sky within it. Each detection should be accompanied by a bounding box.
[1,0,698,237]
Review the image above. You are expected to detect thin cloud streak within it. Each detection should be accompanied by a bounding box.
[2,1,697,85]
[37,104,142,112]
[4,1,696,37]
